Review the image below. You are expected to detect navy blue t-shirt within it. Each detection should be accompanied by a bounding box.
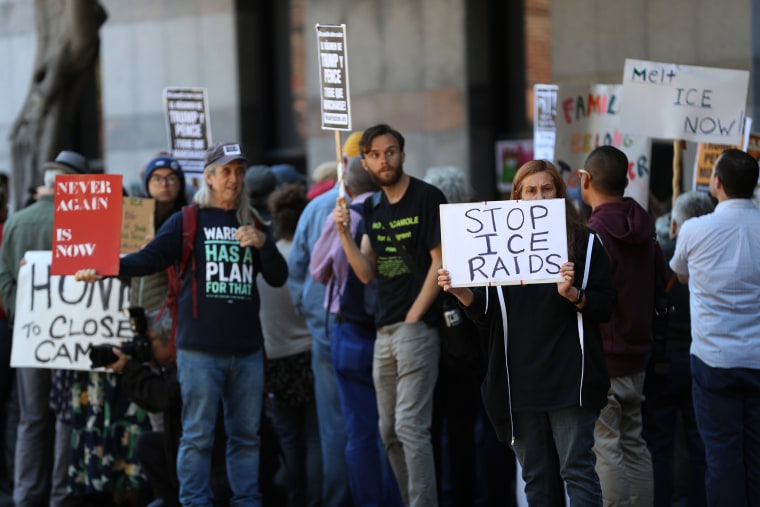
[120,207,288,355]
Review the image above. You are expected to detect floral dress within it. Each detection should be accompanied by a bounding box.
[52,370,152,497]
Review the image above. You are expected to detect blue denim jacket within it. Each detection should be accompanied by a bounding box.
[287,187,341,359]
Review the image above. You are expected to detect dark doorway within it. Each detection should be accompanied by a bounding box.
[236,0,306,174]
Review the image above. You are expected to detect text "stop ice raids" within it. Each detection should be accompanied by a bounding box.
[465,203,563,282]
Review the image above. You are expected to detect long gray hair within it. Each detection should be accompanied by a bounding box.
[193,163,255,226]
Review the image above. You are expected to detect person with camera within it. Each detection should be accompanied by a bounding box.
[104,310,182,506]
[104,310,231,507]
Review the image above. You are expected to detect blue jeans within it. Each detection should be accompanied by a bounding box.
[691,355,760,506]
[512,406,602,507]
[310,315,351,507]
[176,349,264,506]
[374,321,439,507]
[332,319,404,507]
[270,397,322,507]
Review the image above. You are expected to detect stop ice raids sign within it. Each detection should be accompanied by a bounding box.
[440,199,568,287]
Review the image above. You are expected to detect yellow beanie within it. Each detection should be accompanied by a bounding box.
[342,131,364,158]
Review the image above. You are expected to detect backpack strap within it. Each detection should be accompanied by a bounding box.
[181,204,200,320]
[158,204,199,351]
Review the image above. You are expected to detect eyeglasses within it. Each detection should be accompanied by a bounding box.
[577,169,592,181]
[149,174,180,186]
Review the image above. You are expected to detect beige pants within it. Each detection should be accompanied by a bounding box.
[593,371,654,507]
[373,321,439,507]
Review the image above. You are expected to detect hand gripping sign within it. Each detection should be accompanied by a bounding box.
[11,251,131,371]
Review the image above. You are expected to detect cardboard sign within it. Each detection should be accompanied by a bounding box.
[163,87,212,174]
[51,174,123,276]
[11,251,132,371]
[533,84,558,162]
[621,59,749,145]
[554,84,652,209]
[440,199,568,287]
[693,119,757,190]
[316,24,352,131]
[121,197,155,254]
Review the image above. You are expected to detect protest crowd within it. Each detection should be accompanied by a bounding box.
[0,120,758,507]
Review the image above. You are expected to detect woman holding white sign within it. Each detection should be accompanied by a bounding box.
[437,160,616,506]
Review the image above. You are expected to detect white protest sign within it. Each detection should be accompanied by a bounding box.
[621,59,749,145]
[316,24,351,131]
[555,84,652,209]
[11,251,132,371]
[533,84,558,162]
[440,199,567,287]
[163,87,212,175]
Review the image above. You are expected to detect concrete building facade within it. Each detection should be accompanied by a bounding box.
[0,0,753,204]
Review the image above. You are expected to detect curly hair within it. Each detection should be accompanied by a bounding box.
[267,183,308,240]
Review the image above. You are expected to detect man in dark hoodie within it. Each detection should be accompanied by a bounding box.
[580,146,665,507]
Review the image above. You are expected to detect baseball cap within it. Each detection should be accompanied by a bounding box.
[204,142,248,167]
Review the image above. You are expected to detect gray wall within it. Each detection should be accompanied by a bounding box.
[0,1,240,197]
[303,0,469,181]
[0,0,753,200]
[0,0,36,204]
[100,0,240,190]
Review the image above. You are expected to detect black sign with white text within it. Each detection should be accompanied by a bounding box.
[163,87,212,174]
[316,24,351,131]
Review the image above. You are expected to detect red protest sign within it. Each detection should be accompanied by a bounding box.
[51,174,123,276]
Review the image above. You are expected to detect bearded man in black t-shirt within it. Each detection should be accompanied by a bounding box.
[333,124,446,507]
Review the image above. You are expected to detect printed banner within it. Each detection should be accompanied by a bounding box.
[11,251,131,371]
[440,199,567,287]
[533,84,558,162]
[163,87,212,174]
[495,140,534,194]
[554,84,651,209]
[316,24,352,130]
[202,224,256,300]
[51,174,123,276]
[621,59,749,145]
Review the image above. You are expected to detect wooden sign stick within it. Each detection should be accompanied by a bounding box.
[335,130,344,199]
[672,139,684,209]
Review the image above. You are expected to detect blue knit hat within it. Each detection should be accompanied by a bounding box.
[271,164,306,186]
[143,155,185,196]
